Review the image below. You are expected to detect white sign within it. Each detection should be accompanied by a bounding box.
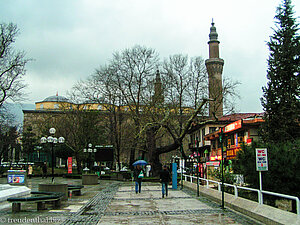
[179,159,185,169]
[256,148,268,171]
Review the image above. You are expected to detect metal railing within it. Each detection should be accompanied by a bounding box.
[183,174,299,216]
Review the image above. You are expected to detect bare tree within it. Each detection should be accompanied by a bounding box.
[76,45,240,175]
[0,23,29,107]
[106,45,159,166]
[71,66,126,171]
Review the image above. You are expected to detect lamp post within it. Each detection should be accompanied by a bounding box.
[219,128,224,209]
[204,149,208,179]
[83,143,97,171]
[41,128,65,183]
[196,137,200,197]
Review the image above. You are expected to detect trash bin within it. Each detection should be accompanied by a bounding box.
[7,170,27,185]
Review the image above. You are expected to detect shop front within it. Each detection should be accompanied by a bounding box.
[205,116,264,169]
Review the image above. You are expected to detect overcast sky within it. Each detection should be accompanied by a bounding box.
[1,0,299,113]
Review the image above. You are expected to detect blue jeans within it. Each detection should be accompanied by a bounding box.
[162,182,168,196]
[135,181,141,193]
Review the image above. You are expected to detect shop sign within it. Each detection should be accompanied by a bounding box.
[210,155,222,161]
[206,161,220,166]
[256,148,268,171]
[246,138,253,144]
[224,120,242,133]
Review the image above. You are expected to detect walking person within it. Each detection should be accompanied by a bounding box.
[28,165,33,179]
[42,162,47,179]
[160,165,171,198]
[133,165,144,194]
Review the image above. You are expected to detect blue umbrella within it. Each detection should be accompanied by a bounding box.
[132,160,147,166]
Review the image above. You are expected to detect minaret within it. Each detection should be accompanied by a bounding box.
[153,70,164,105]
[205,20,224,118]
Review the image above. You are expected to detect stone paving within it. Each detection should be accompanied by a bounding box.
[0,177,263,225]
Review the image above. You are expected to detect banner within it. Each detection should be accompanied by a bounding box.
[68,157,72,174]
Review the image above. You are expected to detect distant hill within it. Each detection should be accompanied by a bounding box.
[3,103,35,126]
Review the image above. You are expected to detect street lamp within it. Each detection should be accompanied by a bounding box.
[219,128,225,209]
[204,149,209,179]
[41,128,65,183]
[83,143,97,171]
[196,137,200,197]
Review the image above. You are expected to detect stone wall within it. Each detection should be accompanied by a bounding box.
[183,181,300,225]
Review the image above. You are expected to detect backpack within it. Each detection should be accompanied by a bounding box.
[138,170,144,178]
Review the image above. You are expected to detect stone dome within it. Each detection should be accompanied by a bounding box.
[42,95,70,103]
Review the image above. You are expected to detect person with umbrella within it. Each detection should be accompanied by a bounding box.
[132,160,146,194]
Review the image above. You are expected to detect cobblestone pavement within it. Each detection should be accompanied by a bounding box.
[0,177,119,225]
[96,183,263,225]
[0,178,263,225]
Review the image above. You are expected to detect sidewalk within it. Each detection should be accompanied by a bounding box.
[96,183,261,225]
[0,178,261,224]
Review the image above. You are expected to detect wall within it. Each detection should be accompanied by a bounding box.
[183,181,300,225]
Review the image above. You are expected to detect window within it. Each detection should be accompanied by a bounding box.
[98,105,102,110]
[211,140,216,149]
[202,128,205,141]
[228,139,231,147]
[40,104,43,109]
[54,104,59,109]
[209,127,216,134]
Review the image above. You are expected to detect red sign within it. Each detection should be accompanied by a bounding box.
[224,120,242,133]
[247,138,253,144]
[68,157,72,174]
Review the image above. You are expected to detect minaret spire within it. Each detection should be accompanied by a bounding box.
[153,69,164,105]
[205,20,224,118]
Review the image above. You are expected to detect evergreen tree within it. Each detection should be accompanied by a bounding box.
[261,0,300,143]
[233,140,300,209]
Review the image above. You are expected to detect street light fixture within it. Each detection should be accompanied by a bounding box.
[83,143,97,171]
[41,128,65,183]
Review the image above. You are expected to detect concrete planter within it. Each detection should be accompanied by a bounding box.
[38,183,68,200]
[116,172,132,181]
[82,174,98,185]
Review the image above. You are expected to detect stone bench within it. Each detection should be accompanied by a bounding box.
[7,191,64,212]
[68,185,84,196]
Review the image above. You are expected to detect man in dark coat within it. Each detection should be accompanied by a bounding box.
[160,165,171,198]
[133,165,144,194]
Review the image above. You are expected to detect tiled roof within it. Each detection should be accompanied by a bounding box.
[218,113,264,122]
